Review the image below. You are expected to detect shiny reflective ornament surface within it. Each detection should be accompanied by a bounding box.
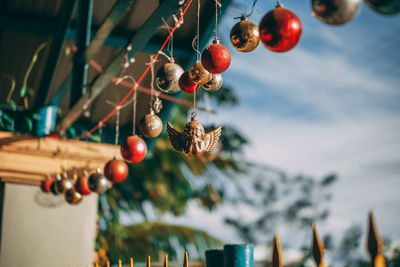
[50,181,59,195]
[55,176,74,194]
[365,0,400,15]
[312,0,362,25]
[259,3,302,52]
[155,62,184,93]
[167,114,222,157]
[88,170,110,194]
[178,72,199,93]
[120,134,147,163]
[75,173,91,195]
[41,179,54,193]
[139,112,163,138]
[202,74,223,91]
[230,17,260,52]
[104,159,129,183]
[65,189,83,205]
[201,40,231,74]
[189,61,212,84]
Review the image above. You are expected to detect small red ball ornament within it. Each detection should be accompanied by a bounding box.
[104,159,129,183]
[41,179,54,193]
[178,72,199,93]
[259,3,302,53]
[75,173,91,195]
[201,39,231,74]
[120,135,147,163]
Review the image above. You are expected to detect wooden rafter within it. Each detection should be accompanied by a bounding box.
[54,0,183,134]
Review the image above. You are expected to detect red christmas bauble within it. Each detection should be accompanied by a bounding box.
[104,159,129,183]
[259,4,302,52]
[120,135,147,163]
[41,179,54,193]
[75,174,91,195]
[178,72,199,93]
[201,41,231,74]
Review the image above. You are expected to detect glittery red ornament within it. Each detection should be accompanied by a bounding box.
[41,179,54,193]
[201,40,231,74]
[259,3,302,53]
[104,159,129,183]
[178,72,199,93]
[75,173,91,195]
[120,135,147,163]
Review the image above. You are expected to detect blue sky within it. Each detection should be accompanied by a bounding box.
[163,0,400,262]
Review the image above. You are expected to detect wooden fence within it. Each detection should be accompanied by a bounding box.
[98,211,385,267]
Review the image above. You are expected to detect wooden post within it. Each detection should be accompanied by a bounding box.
[367,212,386,267]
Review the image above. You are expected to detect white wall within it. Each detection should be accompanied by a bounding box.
[0,183,98,267]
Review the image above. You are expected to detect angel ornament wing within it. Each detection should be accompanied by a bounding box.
[167,114,221,157]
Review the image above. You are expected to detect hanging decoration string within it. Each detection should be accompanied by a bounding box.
[132,82,137,135]
[76,0,194,140]
[191,0,201,61]
[145,54,157,110]
[214,0,221,39]
[235,0,258,19]
[161,18,175,63]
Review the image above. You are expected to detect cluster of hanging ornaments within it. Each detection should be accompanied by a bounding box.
[230,1,302,53]
[40,168,119,205]
[312,0,399,26]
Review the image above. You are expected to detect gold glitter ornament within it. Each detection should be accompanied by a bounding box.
[139,110,163,138]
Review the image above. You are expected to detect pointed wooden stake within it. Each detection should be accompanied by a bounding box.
[95,263,99,267]
[147,256,151,267]
[272,234,283,267]
[119,259,122,267]
[367,211,386,267]
[107,261,110,267]
[312,223,326,267]
[183,252,188,267]
[131,257,134,267]
[164,254,168,267]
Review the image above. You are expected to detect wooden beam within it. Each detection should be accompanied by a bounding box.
[33,0,76,110]
[70,0,93,107]
[0,132,118,185]
[54,1,183,134]
[83,0,134,62]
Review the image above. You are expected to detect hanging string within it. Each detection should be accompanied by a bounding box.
[191,0,201,61]
[162,18,175,62]
[146,54,157,110]
[76,0,194,140]
[214,0,221,40]
[115,107,120,145]
[235,0,259,19]
[132,85,137,135]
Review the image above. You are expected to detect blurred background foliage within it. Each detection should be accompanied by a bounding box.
[95,85,341,264]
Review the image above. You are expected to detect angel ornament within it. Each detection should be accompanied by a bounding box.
[167,113,221,157]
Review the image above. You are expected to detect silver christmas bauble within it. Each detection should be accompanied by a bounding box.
[202,74,223,91]
[312,0,362,25]
[155,63,184,93]
[88,171,110,194]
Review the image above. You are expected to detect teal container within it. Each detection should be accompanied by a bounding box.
[223,244,254,267]
[206,249,224,267]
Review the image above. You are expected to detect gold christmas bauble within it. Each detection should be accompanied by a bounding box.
[230,17,260,52]
[65,189,83,205]
[202,74,223,91]
[139,112,163,138]
[189,61,212,84]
